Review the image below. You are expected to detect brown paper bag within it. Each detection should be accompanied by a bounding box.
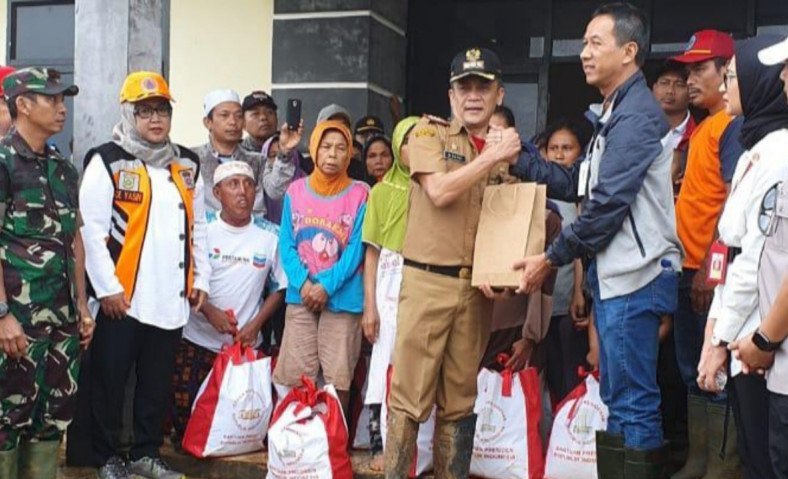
[471,182,546,288]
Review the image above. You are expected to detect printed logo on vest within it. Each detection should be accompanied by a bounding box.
[118,170,140,192]
[179,169,195,189]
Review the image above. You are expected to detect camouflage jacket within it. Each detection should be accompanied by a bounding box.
[0,132,79,326]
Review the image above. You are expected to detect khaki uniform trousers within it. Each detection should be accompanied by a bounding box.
[389,265,492,422]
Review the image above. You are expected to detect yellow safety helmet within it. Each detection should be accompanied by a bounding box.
[119,71,173,103]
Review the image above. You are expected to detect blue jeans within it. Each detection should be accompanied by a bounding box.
[589,261,678,450]
[673,268,726,401]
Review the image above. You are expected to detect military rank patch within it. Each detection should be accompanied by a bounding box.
[443,150,466,163]
[413,127,436,138]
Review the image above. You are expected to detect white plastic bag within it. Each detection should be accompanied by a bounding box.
[182,342,274,458]
[266,377,352,479]
[544,372,609,479]
[470,365,545,479]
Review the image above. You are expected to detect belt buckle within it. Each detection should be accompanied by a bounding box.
[459,267,472,280]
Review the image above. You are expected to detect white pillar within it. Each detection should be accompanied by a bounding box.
[73,0,165,168]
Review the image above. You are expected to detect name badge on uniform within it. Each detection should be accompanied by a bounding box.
[444,150,466,163]
[577,160,591,197]
[706,240,729,285]
[179,170,195,190]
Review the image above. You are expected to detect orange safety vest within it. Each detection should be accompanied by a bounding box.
[86,142,201,302]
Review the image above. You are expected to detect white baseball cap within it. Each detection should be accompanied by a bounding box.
[758,36,788,66]
[213,161,255,186]
[203,89,240,117]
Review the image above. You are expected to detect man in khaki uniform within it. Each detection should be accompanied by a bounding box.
[385,47,521,478]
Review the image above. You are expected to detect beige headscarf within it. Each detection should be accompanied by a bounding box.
[112,102,179,168]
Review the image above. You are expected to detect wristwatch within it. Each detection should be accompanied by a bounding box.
[752,328,783,352]
[711,335,729,348]
[0,302,9,318]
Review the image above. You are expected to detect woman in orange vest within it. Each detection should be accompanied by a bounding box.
[79,71,210,479]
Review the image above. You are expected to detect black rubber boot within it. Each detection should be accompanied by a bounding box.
[433,414,477,479]
[672,395,708,479]
[596,430,625,479]
[625,443,668,479]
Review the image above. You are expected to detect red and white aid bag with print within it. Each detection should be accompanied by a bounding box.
[266,376,352,479]
[470,358,545,479]
[381,366,436,477]
[545,371,609,479]
[182,342,274,458]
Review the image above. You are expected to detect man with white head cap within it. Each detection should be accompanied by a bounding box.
[170,160,286,445]
[192,89,297,219]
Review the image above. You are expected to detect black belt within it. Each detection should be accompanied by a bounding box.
[403,259,472,279]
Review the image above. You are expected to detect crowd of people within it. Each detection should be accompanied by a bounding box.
[0,2,788,479]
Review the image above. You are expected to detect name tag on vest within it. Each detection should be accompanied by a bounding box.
[444,150,465,163]
[115,190,143,203]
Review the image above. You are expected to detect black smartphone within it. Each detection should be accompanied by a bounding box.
[286,98,302,130]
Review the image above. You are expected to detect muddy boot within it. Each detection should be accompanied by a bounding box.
[0,447,19,479]
[672,395,709,479]
[700,402,740,479]
[625,443,668,479]
[433,414,476,479]
[384,410,419,479]
[596,430,625,479]
[18,439,59,479]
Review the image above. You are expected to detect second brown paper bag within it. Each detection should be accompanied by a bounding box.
[471,182,546,288]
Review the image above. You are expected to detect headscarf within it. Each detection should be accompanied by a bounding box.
[361,116,420,252]
[308,120,354,196]
[112,102,179,168]
[736,34,788,150]
[362,134,393,183]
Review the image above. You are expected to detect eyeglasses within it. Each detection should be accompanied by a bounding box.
[759,182,781,234]
[724,70,738,87]
[134,103,172,119]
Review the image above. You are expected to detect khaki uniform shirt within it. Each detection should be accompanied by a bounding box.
[402,116,510,267]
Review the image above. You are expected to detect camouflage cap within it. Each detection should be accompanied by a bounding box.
[3,67,79,100]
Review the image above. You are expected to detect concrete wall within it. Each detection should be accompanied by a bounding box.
[168,0,274,148]
[0,0,6,65]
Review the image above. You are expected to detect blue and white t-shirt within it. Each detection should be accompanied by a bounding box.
[183,215,287,352]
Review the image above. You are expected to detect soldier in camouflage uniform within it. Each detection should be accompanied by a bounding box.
[0,67,94,479]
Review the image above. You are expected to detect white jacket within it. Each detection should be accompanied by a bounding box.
[710,128,788,376]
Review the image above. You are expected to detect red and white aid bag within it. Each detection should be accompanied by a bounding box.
[381,367,435,477]
[182,342,274,458]
[545,371,609,479]
[470,358,544,479]
[266,376,352,479]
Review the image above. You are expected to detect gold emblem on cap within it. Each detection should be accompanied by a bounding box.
[463,48,485,71]
[366,118,375,126]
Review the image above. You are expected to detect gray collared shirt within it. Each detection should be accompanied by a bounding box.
[192,139,295,217]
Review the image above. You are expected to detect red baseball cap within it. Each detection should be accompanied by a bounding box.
[0,66,16,96]
[672,30,734,64]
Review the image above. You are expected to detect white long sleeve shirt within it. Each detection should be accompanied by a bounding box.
[80,153,211,330]
[709,128,788,376]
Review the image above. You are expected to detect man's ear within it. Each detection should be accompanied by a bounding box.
[622,41,638,67]
[203,116,211,131]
